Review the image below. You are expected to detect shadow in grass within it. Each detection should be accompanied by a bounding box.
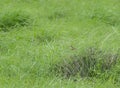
[50,48,119,80]
[0,10,31,32]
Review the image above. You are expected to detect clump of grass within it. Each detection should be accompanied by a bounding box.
[48,11,67,20]
[91,9,120,26]
[51,48,119,79]
[0,43,8,54]
[34,29,60,44]
[35,34,55,43]
[0,10,31,32]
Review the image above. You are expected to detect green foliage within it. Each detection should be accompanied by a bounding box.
[0,10,31,32]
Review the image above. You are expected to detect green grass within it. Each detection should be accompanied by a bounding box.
[0,0,120,88]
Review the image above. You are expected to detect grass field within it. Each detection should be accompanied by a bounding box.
[0,0,120,88]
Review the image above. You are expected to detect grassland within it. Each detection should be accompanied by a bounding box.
[0,0,120,88]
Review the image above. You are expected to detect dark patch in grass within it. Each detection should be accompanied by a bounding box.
[48,11,67,20]
[0,10,31,32]
[91,10,120,26]
[51,48,119,79]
